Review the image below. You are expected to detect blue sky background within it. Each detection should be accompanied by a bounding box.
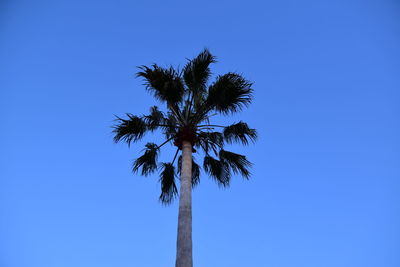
[1,0,399,266]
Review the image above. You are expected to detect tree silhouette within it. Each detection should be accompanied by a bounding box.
[113,49,257,267]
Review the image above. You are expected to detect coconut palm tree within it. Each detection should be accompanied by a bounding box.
[112,49,257,267]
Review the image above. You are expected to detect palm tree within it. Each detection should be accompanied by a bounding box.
[112,49,257,267]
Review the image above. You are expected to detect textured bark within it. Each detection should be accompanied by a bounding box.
[175,141,193,267]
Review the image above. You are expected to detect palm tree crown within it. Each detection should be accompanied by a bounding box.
[113,49,257,204]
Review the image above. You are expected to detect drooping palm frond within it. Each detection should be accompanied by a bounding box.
[194,136,212,155]
[203,155,231,187]
[195,131,224,155]
[177,156,201,188]
[206,73,253,115]
[223,121,257,145]
[132,143,159,176]
[183,49,216,95]
[219,150,252,179]
[159,162,178,204]
[137,65,185,105]
[113,114,147,146]
[143,106,165,131]
[200,131,224,147]
[191,159,201,187]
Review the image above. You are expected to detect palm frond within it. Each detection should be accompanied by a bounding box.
[177,156,201,187]
[196,139,216,156]
[183,48,216,95]
[159,162,178,204]
[113,114,147,146]
[132,143,159,176]
[203,156,231,187]
[219,150,252,179]
[143,106,165,131]
[163,112,179,140]
[223,121,257,145]
[137,65,185,105]
[195,131,224,156]
[206,73,253,115]
[192,159,201,187]
[201,131,224,147]
[195,137,211,155]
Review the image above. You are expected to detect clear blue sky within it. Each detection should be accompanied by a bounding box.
[1,0,399,266]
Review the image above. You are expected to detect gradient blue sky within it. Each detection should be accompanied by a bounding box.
[1,0,399,266]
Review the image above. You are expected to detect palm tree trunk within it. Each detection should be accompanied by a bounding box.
[175,140,193,267]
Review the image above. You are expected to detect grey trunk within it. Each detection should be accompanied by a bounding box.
[175,141,193,267]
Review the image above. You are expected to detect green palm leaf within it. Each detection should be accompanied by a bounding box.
[113,114,147,146]
[203,156,231,187]
[223,121,257,145]
[196,131,224,155]
[143,106,165,131]
[219,150,252,179]
[191,159,201,187]
[183,48,216,95]
[206,73,253,114]
[159,162,178,204]
[137,65,185,105]
[132,143,159,176]
[199,131,224,147]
